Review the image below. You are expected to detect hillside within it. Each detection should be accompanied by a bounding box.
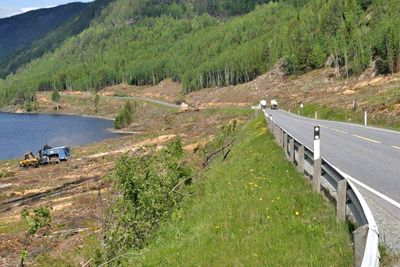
[0,2,88,62]
[1,0,400,108]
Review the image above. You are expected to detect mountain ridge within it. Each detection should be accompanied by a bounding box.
[0,2,89,61]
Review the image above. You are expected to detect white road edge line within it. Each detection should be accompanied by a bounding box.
[345,175,400,210]
[392,145,400,150]
[332,128,348,134]
[352,134,381,144]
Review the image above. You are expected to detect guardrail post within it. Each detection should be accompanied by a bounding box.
[313,126,321,192]
[336,179,347,222]
[267,115,272,131]
[283,133,288,155]
[289,138,294,163]
[353,224,369,267]
[297,144,304,173]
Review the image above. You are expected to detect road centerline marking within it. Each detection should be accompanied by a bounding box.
[392,145,400,150]
[352,134,381,144]
[332,128,348,134]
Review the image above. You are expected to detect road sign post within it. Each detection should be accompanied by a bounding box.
[364,110,368,126]
[313,126,321,192]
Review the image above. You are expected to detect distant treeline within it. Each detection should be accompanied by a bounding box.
[1,0,399,107]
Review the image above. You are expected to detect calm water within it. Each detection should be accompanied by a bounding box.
[0,112,118,160]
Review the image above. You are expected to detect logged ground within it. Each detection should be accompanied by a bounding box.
[99,68,400,129]
[0,98,251,265]
[1,67,400,265]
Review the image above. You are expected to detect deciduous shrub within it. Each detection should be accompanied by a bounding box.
[100,137,192,262]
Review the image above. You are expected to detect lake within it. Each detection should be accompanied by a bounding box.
[0,112,118,160]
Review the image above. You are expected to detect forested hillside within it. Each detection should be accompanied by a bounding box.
[0,0,399,107]
[0,0,114,79]
[0,3,88,62]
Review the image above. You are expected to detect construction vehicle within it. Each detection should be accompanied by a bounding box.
[19,145,71,168]
[271,99,278,110]
[259,100,267,109]
[19,152,40,168]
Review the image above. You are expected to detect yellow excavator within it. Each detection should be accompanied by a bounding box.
[19,152,40,168]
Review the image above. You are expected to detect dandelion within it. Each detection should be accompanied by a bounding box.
[295,211,300,216]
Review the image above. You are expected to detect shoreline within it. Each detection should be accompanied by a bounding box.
[0,110,115,121]
[0,110,139,162]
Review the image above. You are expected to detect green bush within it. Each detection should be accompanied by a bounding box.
[100,137,192,262]
[114,100,134,129]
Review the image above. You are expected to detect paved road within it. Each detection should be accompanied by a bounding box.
[265,109,400,251]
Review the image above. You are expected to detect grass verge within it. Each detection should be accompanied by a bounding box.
[121,118,354,266]
[294,103,400,131]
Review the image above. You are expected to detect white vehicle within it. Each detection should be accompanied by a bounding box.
[271,99,278,110]
[259,100,267,109]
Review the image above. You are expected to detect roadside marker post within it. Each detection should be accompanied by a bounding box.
[364,110,368,126]
[313,126,321,192]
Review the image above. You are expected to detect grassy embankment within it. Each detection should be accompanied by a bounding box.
[297,103,400,130]
[285,86,400,131]
[119,118,353,266]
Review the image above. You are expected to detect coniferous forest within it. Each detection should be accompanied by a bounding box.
[0,0,399,107]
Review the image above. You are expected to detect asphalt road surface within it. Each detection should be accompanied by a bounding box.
[265,109,400,251]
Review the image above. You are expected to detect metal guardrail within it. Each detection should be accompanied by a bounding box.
[263,110,380,267]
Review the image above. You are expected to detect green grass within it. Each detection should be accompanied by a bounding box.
[0,219,27,235]
[121,118,353,266]
[204,107,254,117]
